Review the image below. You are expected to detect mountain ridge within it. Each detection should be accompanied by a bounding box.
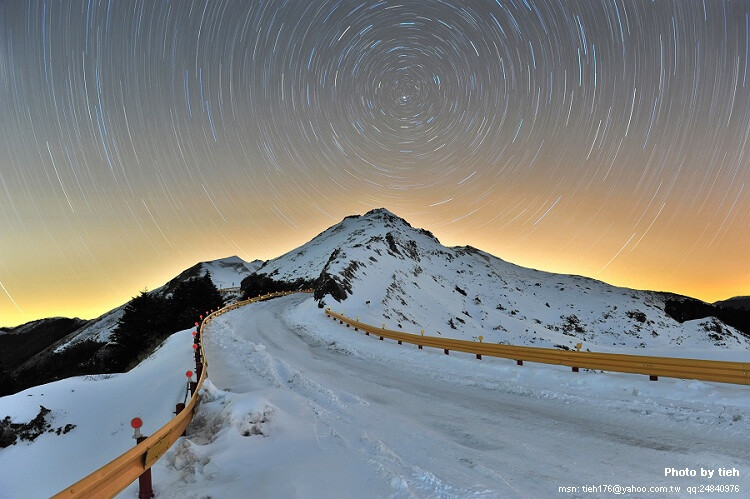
[714,296,750,311]
[250,208,750,354]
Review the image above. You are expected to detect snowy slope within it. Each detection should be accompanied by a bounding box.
[257,209,750,355]
[53,304,126,351]
[129,295,750,497]
[200,256,263,289]
[0,329,195,498]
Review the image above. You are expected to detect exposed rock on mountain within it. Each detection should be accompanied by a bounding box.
[257,208,750,354]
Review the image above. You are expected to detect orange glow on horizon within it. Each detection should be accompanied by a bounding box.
[2,202,747,328]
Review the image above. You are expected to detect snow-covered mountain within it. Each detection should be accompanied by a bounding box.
[160,256,262,294]
[4,255,261,357]
[256,208,750,355]
[0,317,87,337]
[0,318,88,386]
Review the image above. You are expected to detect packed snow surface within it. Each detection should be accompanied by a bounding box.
[129,294,749,498]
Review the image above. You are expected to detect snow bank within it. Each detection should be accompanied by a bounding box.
[0,329,195,498]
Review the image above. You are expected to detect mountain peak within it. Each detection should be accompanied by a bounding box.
[354,208,439,241]
[343,207,404,224]
[255,208,442,283]
[208,255,244,264]
[363,207,398,218]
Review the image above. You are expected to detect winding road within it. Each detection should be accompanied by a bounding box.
[199,294,749,497]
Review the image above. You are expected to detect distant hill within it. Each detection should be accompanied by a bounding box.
[0,318,88,379]
[714,296,750,311]
[159,256,262,297]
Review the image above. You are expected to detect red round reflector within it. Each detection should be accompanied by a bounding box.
[131,417,143,429]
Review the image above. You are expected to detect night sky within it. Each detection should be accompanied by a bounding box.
[1,0,748,327]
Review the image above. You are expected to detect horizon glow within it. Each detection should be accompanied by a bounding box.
[1,0,748,327]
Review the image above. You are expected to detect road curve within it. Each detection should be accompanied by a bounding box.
[201,294,749,497]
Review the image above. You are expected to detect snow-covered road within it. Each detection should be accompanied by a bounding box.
[150,294,749,497]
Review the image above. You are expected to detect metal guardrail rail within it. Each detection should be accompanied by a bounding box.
[53,290,307,498]
[325,310,750,385]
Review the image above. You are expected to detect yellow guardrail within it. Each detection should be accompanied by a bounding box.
[325,310,750,385]
[54,290,309,498]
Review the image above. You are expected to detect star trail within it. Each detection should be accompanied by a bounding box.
[0,0,748,326]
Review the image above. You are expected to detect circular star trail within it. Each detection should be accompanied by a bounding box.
[0,0,748,325]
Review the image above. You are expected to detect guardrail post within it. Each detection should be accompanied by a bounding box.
[187,370,198,397]
[131,418,154,499]
[516,360,523,366]
[572,367,579,372]
[649,375,658,381]
[194,329,203,376]
[444,349,449,355]
[175,403,186,436]
[476,354,482,360]
[193,343,201,373]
